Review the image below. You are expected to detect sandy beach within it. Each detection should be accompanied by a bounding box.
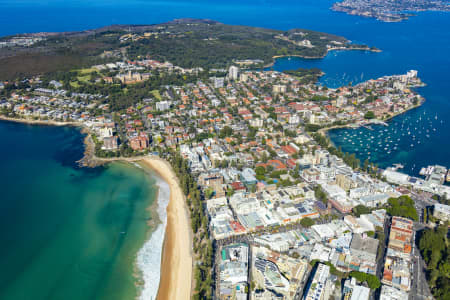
[141,157,193,300]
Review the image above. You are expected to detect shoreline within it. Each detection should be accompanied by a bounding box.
[315,100,426,173]
[140,157,193,300]
[0,115,82,127]
[0,79,423,300]
[95,157,193,300]
[0,114,193,299]
[133,161,170,300]
[88,156,193,300]
[132,172,161,292]
[0,115,191,299]
[264,47,381,68]
[318,99,425,137]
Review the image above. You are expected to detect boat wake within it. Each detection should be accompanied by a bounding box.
[136,175,170,300]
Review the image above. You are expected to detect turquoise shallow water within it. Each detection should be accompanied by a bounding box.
[0,120,157,300]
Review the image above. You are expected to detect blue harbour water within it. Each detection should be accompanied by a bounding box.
[0,0,449,298]
[266,9,450,175]
[3,0,447,175]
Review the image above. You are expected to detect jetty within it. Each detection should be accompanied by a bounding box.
[392,163,404,171]
[368,119,388,126]
[362,124,374,131]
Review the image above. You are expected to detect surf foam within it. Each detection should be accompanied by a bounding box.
[136,174,170,300]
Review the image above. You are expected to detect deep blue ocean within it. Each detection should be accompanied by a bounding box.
[2,0,447,175]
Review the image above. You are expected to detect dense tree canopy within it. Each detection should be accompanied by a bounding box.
[418,223,450,299]
[352,204,372,217]
[300,217,315,228]
[386,195,418,221]
[349,271,381,290]
[364,111,376,119]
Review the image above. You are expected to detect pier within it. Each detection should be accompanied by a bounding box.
[362,124,374,130]
[368,119,389,126]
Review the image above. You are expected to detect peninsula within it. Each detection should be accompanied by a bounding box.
[0,19,378,80]
[332,0,450,22]
[1,18,448,300]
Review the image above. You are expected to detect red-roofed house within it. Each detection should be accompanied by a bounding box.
[286,158,297,169]
[281,145,297,156]
[230,181,246,191]
[268,160,287,170]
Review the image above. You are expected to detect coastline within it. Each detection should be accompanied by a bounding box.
[86,155,193,300]
[318,100,425,137]
[140,157,193,300]
[264,47,381,68]
[0,78,423,300]
[87,155,194,300]
[0,115,193,299]
[314,99,425,154]
[134,162,170,300]
[383,101,424,122]
[0,115,82,127]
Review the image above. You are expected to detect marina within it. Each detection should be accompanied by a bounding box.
[328,109,447,176]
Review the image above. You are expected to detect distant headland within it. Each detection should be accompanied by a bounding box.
[0,18,379,80]
[331,0,450,22]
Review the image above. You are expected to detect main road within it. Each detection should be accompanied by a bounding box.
[410,240,433,300]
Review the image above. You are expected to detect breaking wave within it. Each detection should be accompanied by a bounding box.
[136,174,170,300]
